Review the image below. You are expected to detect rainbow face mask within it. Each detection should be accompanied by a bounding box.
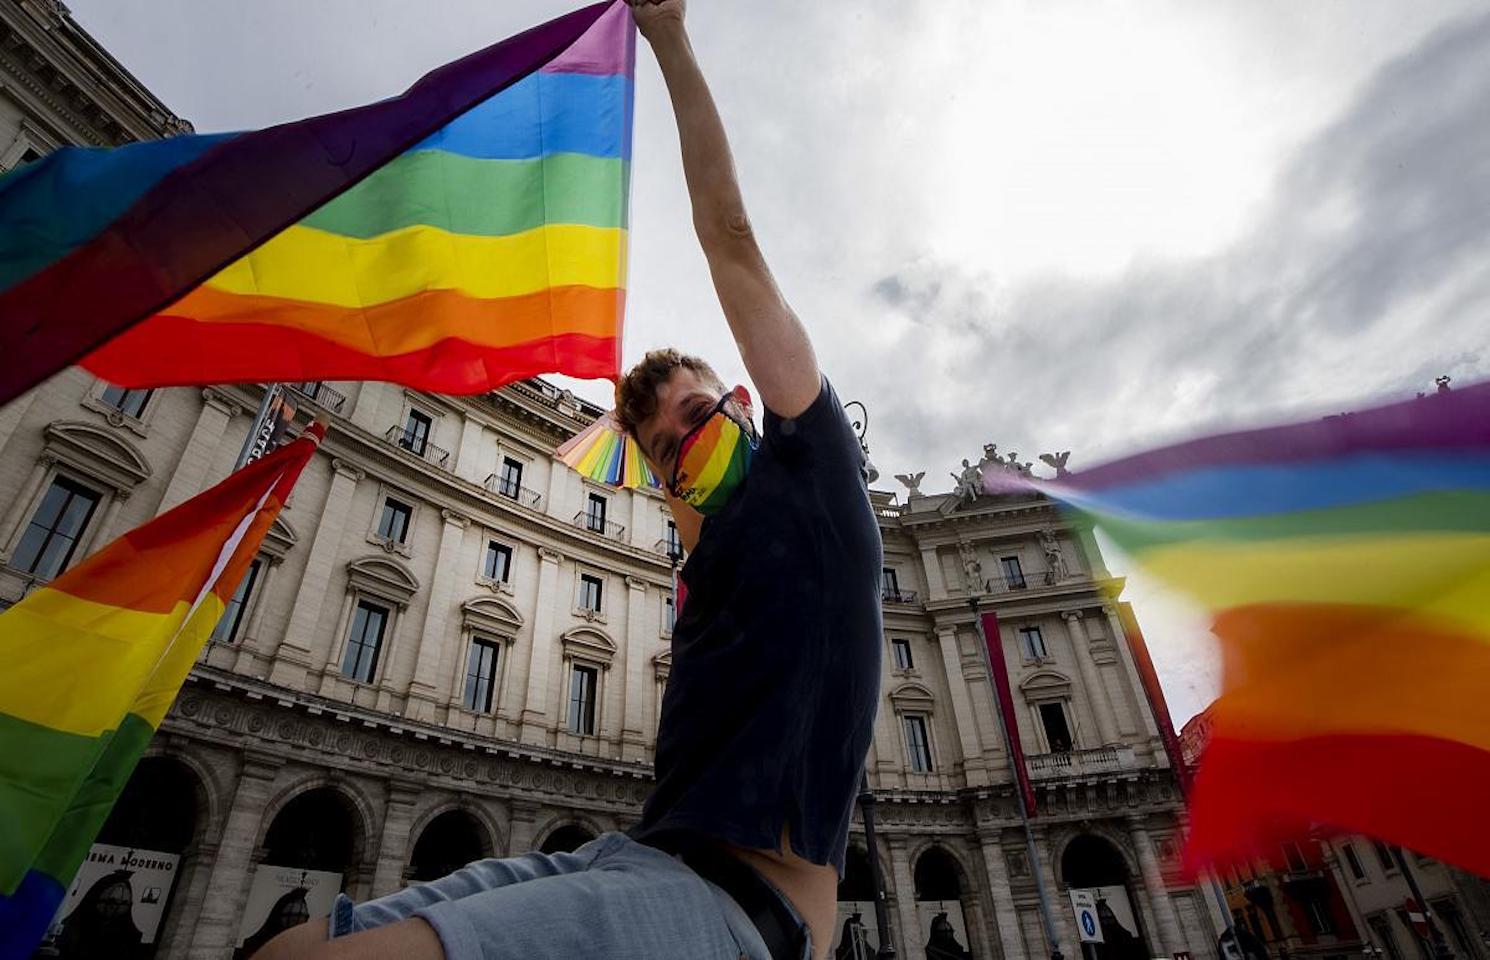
[669,388,757,516]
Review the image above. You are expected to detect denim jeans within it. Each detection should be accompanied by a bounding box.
[329,832,811,960]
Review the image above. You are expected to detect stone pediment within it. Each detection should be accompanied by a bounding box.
[346,556,419,607]
[888,681,936,710]
[43,419,151,491]
[461,596,524,635]
[1019,670,1072,696]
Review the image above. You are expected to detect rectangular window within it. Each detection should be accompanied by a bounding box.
[881,567,900,600]
[664,592,676,633]
[1282,841,1308,873]
[585,493,607,533]
[1000,556,1026,589]
[463,638,500,713]
[377,497,412,543]
[665,520,682,558]
[904,715,933,773]
[1018,625,1048,660]
[1341,842,1367,881]
[1303,896,1336,936]
[891,638,914,671]
[401,409,432,456]
[1039,702,1074,752]
[341,600,389,683]
[579,574,603,612]
[211,558,262,644]
[99,383,152,419]
[497,457,524,499]
[12,476,101,579]
[567,664,597,735]
[1374,840,1398,872]
[483,541,512,582]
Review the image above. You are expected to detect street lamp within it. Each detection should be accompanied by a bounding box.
[843,398,894,958]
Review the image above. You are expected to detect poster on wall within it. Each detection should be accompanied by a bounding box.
[235,864,343,957]
[916,900,973,959]
[1072,885,1147,956]
[831,901,880,960]
[38,843,181,957]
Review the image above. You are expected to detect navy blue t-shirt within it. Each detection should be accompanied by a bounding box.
[630,376,883,874]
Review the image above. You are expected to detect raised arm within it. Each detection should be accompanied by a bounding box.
[630,0,821,418]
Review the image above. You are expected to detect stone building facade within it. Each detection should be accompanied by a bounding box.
[1,6,1219,959]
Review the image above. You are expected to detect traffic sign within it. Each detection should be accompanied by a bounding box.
[1070,890,1104,944]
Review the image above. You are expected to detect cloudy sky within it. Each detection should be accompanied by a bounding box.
[68,0,1490,722]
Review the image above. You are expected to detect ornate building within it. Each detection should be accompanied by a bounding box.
[1,6,1220,959]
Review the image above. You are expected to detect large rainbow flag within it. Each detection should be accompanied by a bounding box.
[0,427,322,959]
[1004,382,1490,875]
[0,1,632,405]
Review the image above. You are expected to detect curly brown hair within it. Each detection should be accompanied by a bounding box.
[614,349,722,437]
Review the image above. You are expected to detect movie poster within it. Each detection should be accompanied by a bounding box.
[916,900,973,959]
[831,901,880,960]
[40,843,181,957]
[234,864,342,958]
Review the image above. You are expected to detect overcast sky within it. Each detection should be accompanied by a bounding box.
[66,0,1490,722]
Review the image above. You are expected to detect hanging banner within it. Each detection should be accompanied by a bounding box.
[237,384,302,468]
[39,843,180,955]
[235,864,342,956]
[916,900,974,958]
[831,902,880,960]
[980,611,1038,816]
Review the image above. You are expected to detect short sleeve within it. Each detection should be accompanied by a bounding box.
[761,376,866,481]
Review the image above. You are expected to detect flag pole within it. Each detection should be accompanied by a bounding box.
[971,596,1064,960]
[1391,846,1456,960]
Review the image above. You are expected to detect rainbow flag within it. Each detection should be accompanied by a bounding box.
[1012,382,1490,875]
[0,1,632,405]
[0,427,321,958]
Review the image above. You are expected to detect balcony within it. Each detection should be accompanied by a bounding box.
[983,569,1058,594]
[384,426,450,470]
[1027,745,1138,781]
[573,511,626,542]
[484,474,543,509]
[654,538,685,561]
[287,381,347,415]
[881,588,920,605]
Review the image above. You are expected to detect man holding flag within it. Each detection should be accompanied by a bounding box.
[262,1,882,959]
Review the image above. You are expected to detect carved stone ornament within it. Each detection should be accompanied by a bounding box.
[894,471,926,498]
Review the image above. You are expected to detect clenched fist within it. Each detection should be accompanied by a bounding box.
[626,0,685,40]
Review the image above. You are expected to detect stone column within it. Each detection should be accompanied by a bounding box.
[155,838,216,959]
[1062,611,1120,746]
[1130,817,1185,956]
[888,837,923,958]
[620,575,651,762]
[270,458,361,688]
[406,509,470,721]
[370,782,421,897]
[977,828,1029,960]
[186,755,280,959]
[937,626,986,782]
[1105,605,1161,739]
[920,546,948,600]
[1032,826,1077,954]
[83,487,131,553]
[507,800,541,855]
[156,388,242,513]
[520,548,563,745]
[546,462,570,522]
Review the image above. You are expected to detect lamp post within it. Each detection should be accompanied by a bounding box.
[843,399,894,958]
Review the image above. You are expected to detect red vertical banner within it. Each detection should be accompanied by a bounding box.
[1116,602,1193,797]
[980,611,1038,816]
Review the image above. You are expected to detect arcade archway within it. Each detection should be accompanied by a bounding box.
[537,823,596,854]
[408,809,492,883]
[1062,834,1150,960]
[914,846,974,960]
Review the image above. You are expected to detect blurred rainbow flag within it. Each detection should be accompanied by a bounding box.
[0,427,322,959]
[0,1,633,405]
[1005,382,1490,874]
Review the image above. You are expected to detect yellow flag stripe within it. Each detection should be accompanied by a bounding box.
[202,222,627,307]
